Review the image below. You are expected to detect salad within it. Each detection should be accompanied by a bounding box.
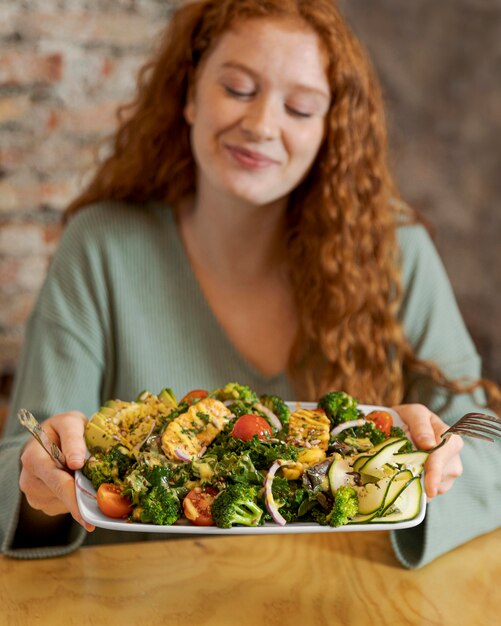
[81,383,427,529]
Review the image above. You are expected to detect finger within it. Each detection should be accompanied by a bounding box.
[393,404,439,449]
[20,434,95,531]
[20,439,58,500]
[38,463,86,524]
[20,467,95,531]
[424,439,463,499]
[425,471,460,501]
[46,412,88,470]
[24,492,69,516]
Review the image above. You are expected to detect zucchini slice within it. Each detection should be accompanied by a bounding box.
[328,455,357,495]
[370,476,423,523]
[357,438,408,478]
[350,436,404,471]
[356,469,413,515]
[393,451,429,476]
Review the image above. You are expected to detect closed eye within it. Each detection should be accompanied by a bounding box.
[285,105,313,118]
[224,85,255,99]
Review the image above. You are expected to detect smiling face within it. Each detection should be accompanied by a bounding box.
[184,18,331,208]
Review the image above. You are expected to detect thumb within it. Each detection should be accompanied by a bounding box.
[48,412,88,470]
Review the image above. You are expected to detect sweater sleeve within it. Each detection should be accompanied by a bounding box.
[1,211,109,558]
[390,224,501,568]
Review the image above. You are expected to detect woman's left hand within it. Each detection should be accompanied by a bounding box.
[392,404,464,501]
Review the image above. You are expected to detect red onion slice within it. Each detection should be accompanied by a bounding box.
[174,447,192,462]
[254,402,282,432]
[134,418,156,451]
[75,475,97,500]
[263,459,296,525]
[174,446,208,462]
[330,418,367,437]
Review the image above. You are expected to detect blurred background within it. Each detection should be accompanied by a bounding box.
[1,0,500,427]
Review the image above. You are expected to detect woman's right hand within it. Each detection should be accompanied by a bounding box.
[19,411,95,532]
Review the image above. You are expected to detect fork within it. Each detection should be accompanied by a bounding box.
[427,412,501,453]
[17,408,72,473]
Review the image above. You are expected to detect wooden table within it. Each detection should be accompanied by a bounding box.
[1,528,500,626]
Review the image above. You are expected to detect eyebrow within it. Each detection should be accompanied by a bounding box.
[220,61,331,100]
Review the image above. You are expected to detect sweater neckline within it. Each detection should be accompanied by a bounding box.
[160,205,289,387]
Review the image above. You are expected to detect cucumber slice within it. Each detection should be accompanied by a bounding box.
[352,454,371,472]
[393,451,429,476]
[370,476,423,523]
[351,437,405,472]
[349,511,378,524]
[358,439,408,478]
[356,469,413,515]
[328,455,356,495]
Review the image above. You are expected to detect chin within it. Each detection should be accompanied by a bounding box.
[230,189,284,207]
[222,179,287,207]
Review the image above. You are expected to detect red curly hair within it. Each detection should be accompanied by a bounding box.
[65,0,499,408]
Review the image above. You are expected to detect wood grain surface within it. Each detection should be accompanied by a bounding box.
[1,529,500,626]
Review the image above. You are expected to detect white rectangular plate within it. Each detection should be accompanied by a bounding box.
[76,403,426,533]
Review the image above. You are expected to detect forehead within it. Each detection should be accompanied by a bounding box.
[200,17,330,90]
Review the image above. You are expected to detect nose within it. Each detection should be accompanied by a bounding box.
[240,96,279,141]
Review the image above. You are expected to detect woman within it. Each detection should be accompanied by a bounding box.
[1,0,499,566]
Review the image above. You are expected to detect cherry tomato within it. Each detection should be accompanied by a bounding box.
[180,389,209,405]
[183,486,218,526]
[96,483,133,519]
[365,410,393,437]
[231,414,273,441]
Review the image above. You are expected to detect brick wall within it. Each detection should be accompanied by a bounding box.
[1,1,500,429]
[0,1,178,428]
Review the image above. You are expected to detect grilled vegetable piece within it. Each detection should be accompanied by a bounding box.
[282,409,330,479]
[85,389,178,451]
[161,397,232,461]
[287,408,330,451]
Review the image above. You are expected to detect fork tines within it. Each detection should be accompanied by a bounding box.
[449,412,501,442]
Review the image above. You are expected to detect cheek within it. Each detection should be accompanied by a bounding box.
[193,104,239,148]
[287,123,325,166]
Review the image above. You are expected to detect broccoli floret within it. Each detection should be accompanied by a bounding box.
[140,485,181,525]
[327,486,359,527]
[333,421,387,448]
[318,391,361,427]
[225,399,256,418]
[258,394,290,427]
[211,484,263,528]
[122,462,186,505]
[390,426,414,453]
[210,382,258,404]
[82,444,133,489]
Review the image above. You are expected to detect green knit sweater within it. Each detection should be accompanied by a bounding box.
[1,201,499,566]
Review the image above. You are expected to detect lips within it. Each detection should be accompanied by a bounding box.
[225,144,279,169]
